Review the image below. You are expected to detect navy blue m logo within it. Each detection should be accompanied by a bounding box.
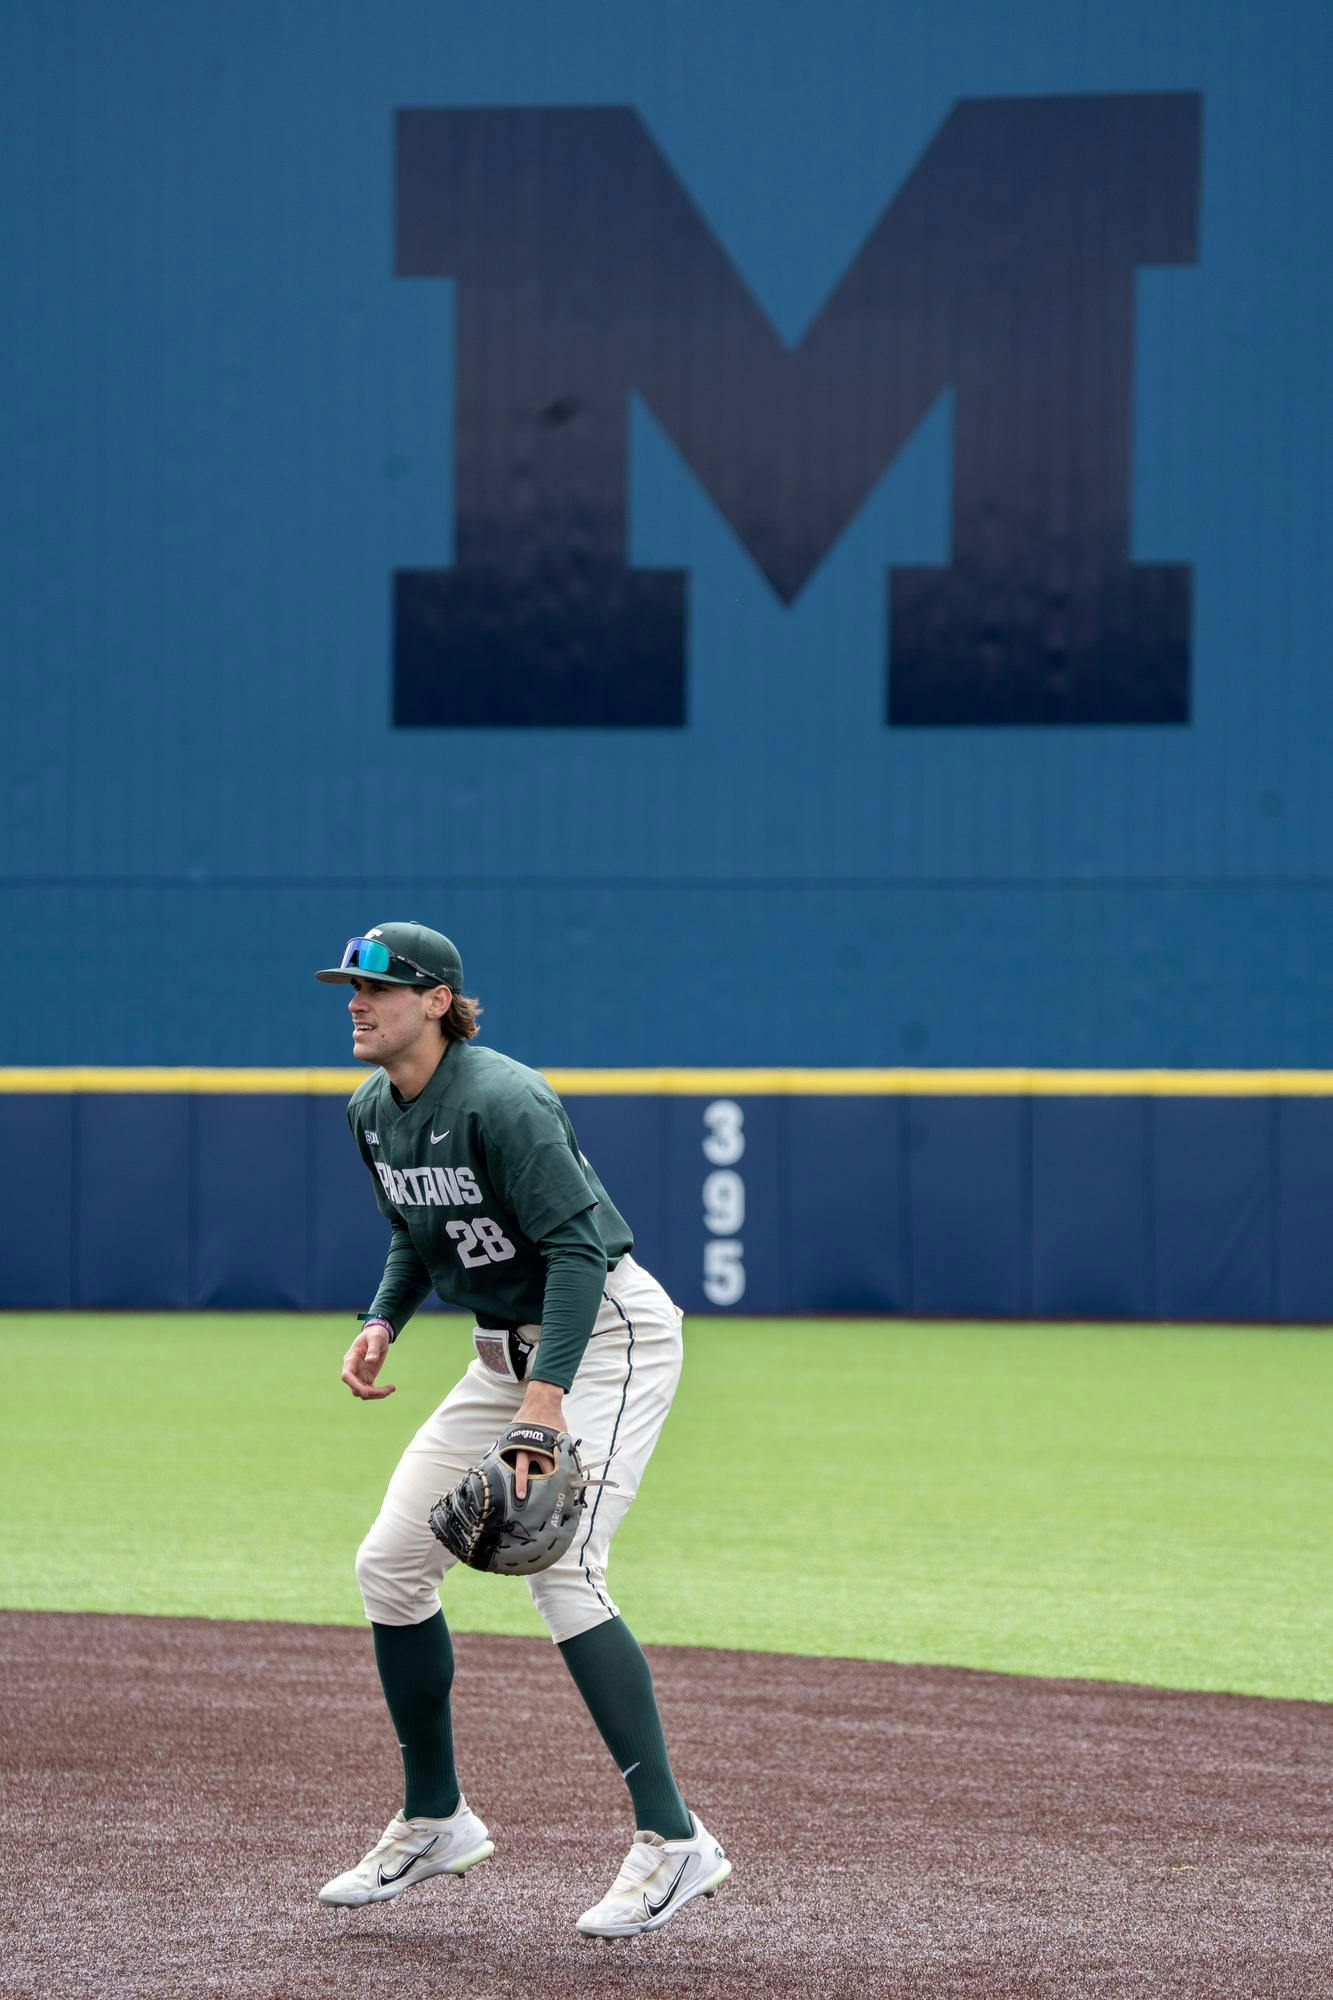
[394,96,1199,727]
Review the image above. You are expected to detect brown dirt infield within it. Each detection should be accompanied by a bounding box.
[0,1610,1327,1999]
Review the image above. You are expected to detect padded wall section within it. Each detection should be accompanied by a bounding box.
[786,1097,904,1312]
[3,1088,1331,1322]
[73,1096,192,1309]
[905,1097,1028,1316]
[663,1095,791,1315]
[1274,1098,1333,1323]
[0,1095,75,1308]
[191,1095,309,1310]
[1030,1097,1152,1318]
[1152,1098,1276,1321]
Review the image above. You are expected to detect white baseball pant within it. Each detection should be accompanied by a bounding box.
[355,1254,684,1644]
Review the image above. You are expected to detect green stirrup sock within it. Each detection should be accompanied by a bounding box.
[371,1612,461,1821]
[558,1616,693,1839]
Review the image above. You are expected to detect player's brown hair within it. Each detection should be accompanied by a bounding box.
[442,991,483,1041]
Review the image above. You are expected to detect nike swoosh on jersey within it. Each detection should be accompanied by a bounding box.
[644,1857,689,1917]
[429,1129,451,1144]
[377,1835,439,1885]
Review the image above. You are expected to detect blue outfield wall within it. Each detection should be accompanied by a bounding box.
[5,5,1333,1073]
[3,1074,1331,1323]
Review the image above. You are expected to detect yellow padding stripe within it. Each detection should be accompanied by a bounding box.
[542,1067,1333,1097]
[1,1066,1332,1097]
[0,1067,361,1095]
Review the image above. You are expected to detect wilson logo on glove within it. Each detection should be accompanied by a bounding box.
[427,1425,617,1576]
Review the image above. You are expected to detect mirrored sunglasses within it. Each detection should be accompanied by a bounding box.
[338,937,442,984]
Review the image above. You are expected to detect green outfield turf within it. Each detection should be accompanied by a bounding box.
[2,1314,1329,1700]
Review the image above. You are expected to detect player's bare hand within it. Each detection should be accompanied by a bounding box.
[512,1449,555,1502]
[512,1380,564,1499]
[341,1325,396,1400]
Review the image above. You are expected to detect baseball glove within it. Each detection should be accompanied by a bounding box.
[427,1424,611,1576]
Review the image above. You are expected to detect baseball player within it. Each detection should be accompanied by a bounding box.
[313,923,731,1937]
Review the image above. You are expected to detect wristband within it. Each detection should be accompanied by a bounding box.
[361,1316,396,1344]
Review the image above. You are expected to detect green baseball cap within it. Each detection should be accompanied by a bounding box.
[315,922,464,989]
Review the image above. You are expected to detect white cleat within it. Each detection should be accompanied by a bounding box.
[317,1799,494,1907]
[575,1813,732,1938]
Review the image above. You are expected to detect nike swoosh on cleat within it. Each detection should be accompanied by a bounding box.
[644,1857,689,1918]
[377,1835,439,1885]
[429,1129,450,1144]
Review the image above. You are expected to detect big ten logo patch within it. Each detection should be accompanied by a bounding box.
[393,95,1199,729]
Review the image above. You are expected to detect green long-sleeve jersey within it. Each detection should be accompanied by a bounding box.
[348,1038,633,1389]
